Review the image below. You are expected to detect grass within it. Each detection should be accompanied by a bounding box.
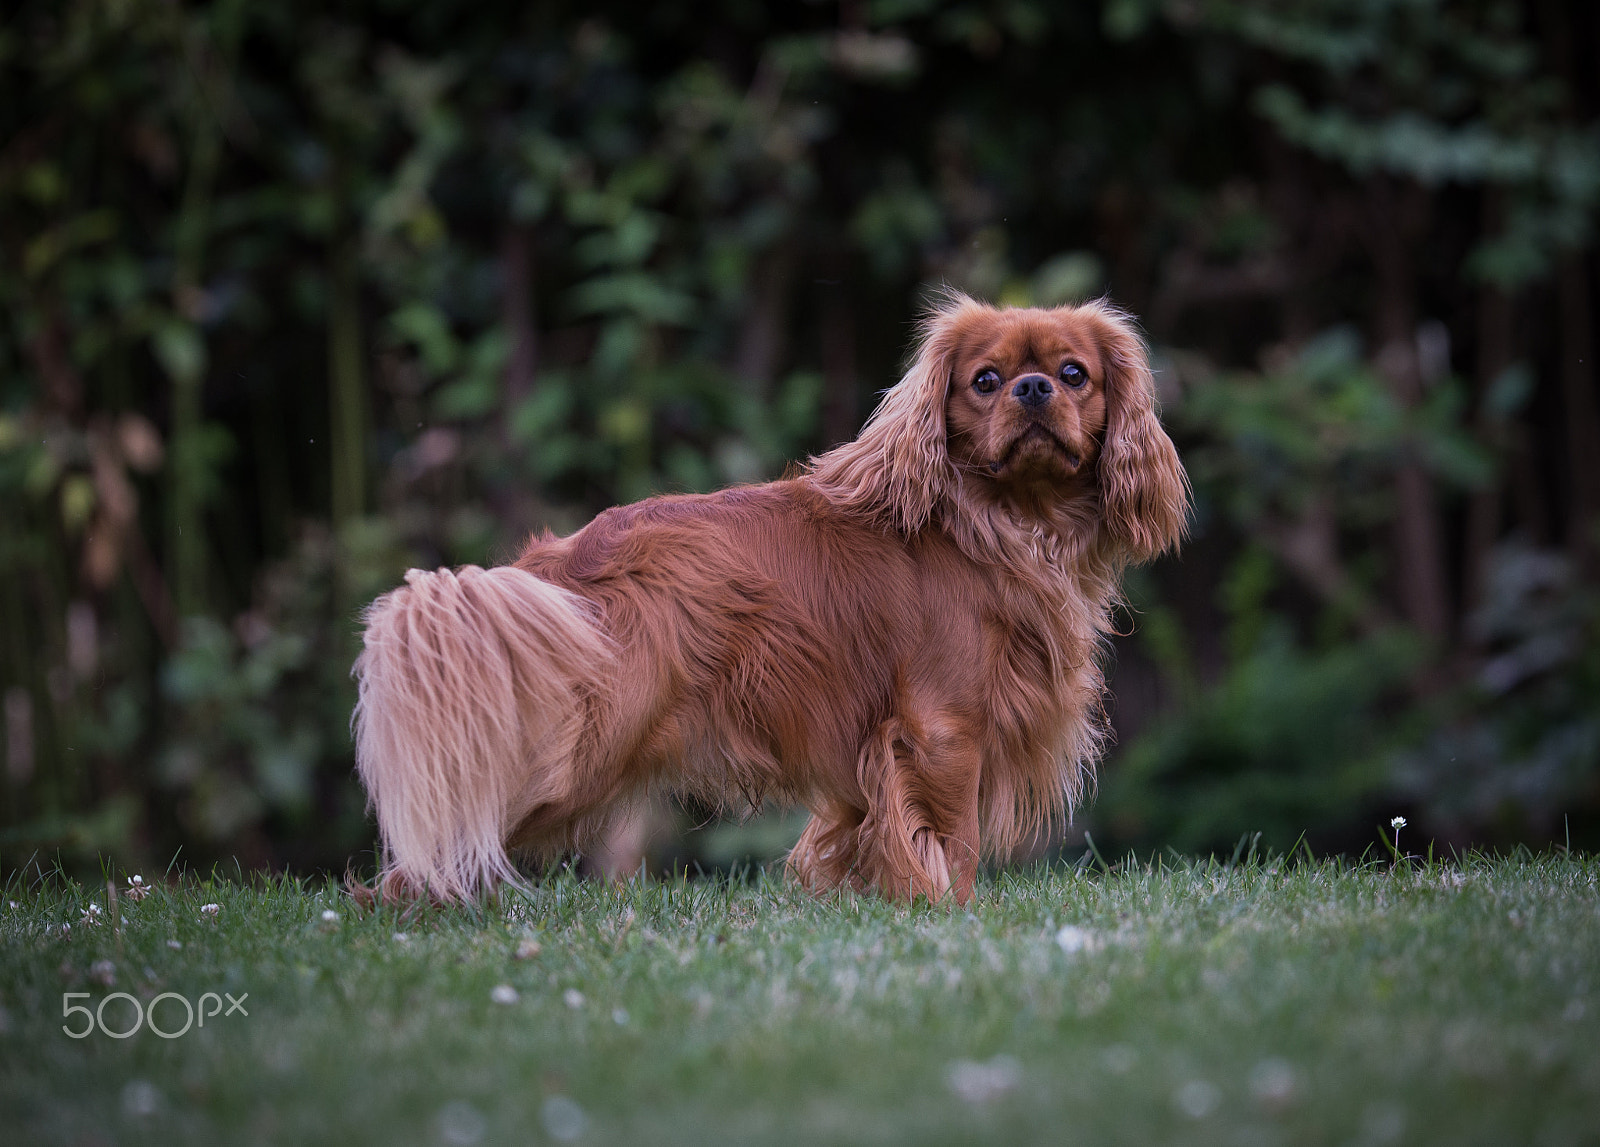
[3,851,1598,1146]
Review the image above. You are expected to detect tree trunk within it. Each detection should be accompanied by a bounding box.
[328,238,366,529]
[501,222,539,420]
[734,241,797,400]
[167,112,221,620]
[165,1,246,618]
[818,250,859,446]
[1556,255,1600,566]
[1366,179,1450,640]
[1464,190,1517,614]
[1537,0,1600,568]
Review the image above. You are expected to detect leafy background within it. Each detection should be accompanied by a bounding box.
[1,0,1597,878]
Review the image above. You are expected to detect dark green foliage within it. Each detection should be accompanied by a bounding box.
[1398,543,1600,838]
[1101,616,1421,853]
[1,0,1598,872]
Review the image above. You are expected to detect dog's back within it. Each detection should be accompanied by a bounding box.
[513,481,979,809]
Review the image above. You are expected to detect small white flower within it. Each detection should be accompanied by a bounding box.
[321,909,339,923]
[1175,1079,1220,1119]
[1390,816,1407,830]
[392,932,409,943]
[130,875,143,885]
[437,1100,486,1147]
[124,875,149,902]
[947,1056,1022,1103]
[200,903,220,917]
[80,903,102,926]
[121,1080,161,1118]
[1249,1058,1298,1109]
[563,988,586,1009]
[540,1096,587,1142]
[490,984,519,1005]
[612,1007,629,1025]
[1102,1045,1137,1073]
[166,939,182,950]
[1055,924,1101,955]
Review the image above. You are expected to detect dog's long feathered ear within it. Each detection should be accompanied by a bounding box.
[1089,302,1190,563]
[807,295,974,533]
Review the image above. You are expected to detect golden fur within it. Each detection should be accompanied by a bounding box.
[353,296,1188,902]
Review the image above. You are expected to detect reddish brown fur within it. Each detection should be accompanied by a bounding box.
[353,296,1187,903]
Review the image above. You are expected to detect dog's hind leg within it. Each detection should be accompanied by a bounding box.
[354,565,613,901]
[786,804,867,893]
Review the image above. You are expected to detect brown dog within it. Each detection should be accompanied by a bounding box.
[354,295,1187,902]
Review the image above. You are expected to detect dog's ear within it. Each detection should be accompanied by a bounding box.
[1089,304,1189,563]
[807,296,972,534]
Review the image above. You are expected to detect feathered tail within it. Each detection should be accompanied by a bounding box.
[353,565,611,900]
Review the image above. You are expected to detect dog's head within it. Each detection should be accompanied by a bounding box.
[939,303,1112,496]
[810,295,1188,563]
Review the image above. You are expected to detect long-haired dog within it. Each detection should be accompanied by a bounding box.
[354,295,1187,903]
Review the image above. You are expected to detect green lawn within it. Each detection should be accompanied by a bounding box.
[3,853,1598,1146]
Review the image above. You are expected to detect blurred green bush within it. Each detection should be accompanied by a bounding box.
[2,0,1598,874]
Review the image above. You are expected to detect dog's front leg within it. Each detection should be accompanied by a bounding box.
[855,719,981,904]
[934,785,982,905]
[920,741,982,906]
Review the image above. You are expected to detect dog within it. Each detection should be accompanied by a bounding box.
[353,294,1187,903]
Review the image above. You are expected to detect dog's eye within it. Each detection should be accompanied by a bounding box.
[1059,362,1087,388]
[973,369,1001,394]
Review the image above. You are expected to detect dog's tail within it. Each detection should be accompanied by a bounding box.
[353,565,611,901]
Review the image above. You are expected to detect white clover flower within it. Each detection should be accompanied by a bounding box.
[1175,1079,1220,1119]
[121,1079,161,1118]
[490,984,519,1005]
[200,903,220,917]
[321,909,339,923]
[1102,1045,1137,1073]
[1055,924,1101,955]
[947,1056,1022,1104]
[1391,816,1407,830]
[1249,1057,1297,1109]
[125,875,149,902]
[541,1096,586,1142]
[436,1101,486,1147]
[563,988,586,1009]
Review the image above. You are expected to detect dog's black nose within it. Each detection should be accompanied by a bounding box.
[1012,374,1053,407]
